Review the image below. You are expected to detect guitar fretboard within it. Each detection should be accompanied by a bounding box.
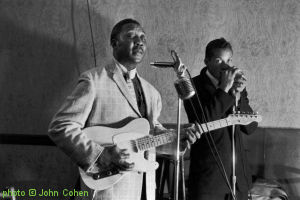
[135,118,232,151]
[136,131,176,151]
[197,118,232,134]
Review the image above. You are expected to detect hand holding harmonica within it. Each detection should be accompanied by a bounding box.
[232,70,246,90]
[230,69,247,100]
[219,66,244,93]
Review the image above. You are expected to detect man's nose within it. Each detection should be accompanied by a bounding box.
[226,62,233,68]
[221,63,232,70]
[134,37,144,46]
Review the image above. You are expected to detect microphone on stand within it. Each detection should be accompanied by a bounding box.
[174,76,195,100]
[151,51,195,200]
[150,60,195,100]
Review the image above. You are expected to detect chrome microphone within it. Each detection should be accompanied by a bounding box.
[151,51,195,100]
[174,76,195,100]
[150,62,174,68]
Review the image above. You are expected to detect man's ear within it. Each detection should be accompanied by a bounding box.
[111,39,118,48]
[204,58,208,65]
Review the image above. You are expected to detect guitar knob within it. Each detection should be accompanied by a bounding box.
[93,173,102,180]
[106,171,112,176]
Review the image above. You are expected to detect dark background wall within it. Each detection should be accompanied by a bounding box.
[0,0,299,199]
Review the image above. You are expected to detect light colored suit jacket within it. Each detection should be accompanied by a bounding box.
[49,61,165,200]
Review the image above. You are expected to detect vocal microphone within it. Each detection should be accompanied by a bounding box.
[151,62,195,100]
[150,62,174,68]
[151,51,196,100]
[174,76,195,100]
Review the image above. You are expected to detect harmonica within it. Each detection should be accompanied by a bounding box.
[235,71,247,81]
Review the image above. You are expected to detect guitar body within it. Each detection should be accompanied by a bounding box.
[79,118,159,191]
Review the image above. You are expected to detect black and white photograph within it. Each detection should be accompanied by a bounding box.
[0,0,299,200]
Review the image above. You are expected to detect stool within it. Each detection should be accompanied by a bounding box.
[156,154,186,200]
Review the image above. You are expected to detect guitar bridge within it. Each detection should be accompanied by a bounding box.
[92,168,120,180]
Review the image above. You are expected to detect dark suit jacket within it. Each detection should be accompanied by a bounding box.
[183,67,258,197]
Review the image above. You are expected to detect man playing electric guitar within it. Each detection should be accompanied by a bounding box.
[48,19,200,200]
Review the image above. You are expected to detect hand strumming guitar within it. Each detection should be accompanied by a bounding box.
[97,145,135,171]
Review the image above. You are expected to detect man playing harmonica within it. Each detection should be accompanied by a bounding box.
[184,38,258,200]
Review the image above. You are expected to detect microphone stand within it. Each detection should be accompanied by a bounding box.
[153,50,192,200]
[173,71,193,200]
[173,62,190,200]
[232,98,238,199]
[174,97,182,200]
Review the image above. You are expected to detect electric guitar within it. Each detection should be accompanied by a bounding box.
[79,113,262,190]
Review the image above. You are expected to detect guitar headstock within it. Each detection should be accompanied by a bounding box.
[227,113,262,125]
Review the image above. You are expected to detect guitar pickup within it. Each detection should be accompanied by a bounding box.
[92,168,120,180]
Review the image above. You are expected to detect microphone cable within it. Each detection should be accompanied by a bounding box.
[71,0,81,76]
[185,69,236,200]
[86,0,97,68]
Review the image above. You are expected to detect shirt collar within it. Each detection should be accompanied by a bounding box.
[113,58,137,80]
[206,69,219,88]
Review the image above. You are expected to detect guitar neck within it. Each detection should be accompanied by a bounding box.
[197,118,232,134]
[136,118,232,151]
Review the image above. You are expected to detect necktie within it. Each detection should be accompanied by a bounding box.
[124,74,147,118]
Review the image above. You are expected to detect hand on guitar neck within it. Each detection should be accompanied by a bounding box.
[179,123,201,150]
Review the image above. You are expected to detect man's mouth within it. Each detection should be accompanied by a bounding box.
[133,47,144,55]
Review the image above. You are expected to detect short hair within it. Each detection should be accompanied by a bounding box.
[110,18,141,46]
[205,38,233,60]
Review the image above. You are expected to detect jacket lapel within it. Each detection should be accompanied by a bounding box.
[105,63,142,117]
